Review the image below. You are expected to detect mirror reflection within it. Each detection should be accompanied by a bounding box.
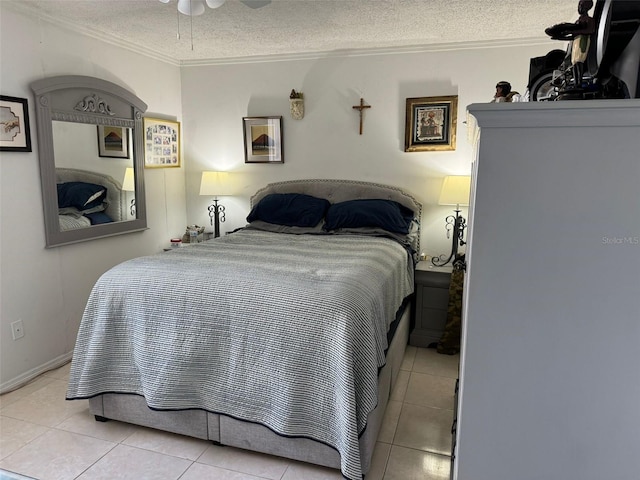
[52,121,136,231]
[31,75,148,248]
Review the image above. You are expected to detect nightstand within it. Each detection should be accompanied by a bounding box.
[409,262,453,347]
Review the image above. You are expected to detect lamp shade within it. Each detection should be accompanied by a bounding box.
[438,176,471,206]
[122,167,135,192]
[200,171,231,196]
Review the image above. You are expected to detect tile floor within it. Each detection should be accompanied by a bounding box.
[0,346,458,480]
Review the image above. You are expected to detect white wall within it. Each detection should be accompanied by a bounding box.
[0,7,185,390]
[180,43,554,257]
[0,4,558,389]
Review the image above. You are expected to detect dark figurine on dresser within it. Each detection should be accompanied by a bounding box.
[545,0,596,92]
[534,0,640,101]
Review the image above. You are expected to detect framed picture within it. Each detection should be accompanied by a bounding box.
[97,125,129,158]
[405,96,458,152]
[143,117,180,168]
[0,95,32,152]
[243,116,283,164]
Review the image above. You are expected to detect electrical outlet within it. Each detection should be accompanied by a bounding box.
[11,319,24,340]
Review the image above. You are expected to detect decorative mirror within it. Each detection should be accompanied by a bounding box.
[31,76,148,247]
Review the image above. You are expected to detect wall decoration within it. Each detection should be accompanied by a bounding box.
[289,89,304,120]
[243,116,283,164]
[97,125,129,158]
[289,90,304,120]
[0,95,32,152]
[143,117,181,168]
[352,98,371,135]
[405,96,458,152]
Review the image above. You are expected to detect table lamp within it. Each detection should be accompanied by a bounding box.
[199,171,230,237]
[432,175,471,269]
[122,167,136,217]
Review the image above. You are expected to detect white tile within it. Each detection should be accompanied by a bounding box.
[197,444,289,480]
[400,345,417,371]
[0,376,57,410]
[0,380,87,427]
[0,429,115,480]
[393,403,454,455]
[383,445,450,480]
[122,426,210,460]
[378,400,402,444]
[182,462,266,479]
[42,362,71,380]
[0,470,37,479]
[404,372,455,410]
[76,444,191,480]
[280,460,344,480]
[364,442,391,480]
[412,348,459,378]
[390,369,409,402]
[0,346,459,480]
[0,416,48,460]
[55,407,137,443]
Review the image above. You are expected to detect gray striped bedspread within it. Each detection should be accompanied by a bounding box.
[59,214,91,230]
[66,229,414,480]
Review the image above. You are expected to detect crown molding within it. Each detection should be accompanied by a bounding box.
[180,37,554,67]
[4,1,181,67]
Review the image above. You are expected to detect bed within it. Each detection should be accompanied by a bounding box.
[66,179,422,480]
[56,168,127,230]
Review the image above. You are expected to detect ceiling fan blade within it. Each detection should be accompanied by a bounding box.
[178,0,206,16]
[239,0,271,9]
[206,0,227,8]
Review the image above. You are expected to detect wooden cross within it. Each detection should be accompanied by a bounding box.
[352,98,371,135]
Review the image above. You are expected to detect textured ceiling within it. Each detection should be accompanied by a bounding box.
[5,0,580,64]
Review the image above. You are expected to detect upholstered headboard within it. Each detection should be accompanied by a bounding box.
[251,179,422,253]
[56,168,127,222]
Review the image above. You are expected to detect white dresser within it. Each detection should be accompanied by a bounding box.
[454,100,640,480]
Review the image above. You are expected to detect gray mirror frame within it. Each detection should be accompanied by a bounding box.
[30,75,148,247]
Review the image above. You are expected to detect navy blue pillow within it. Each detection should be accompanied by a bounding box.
[84,212,113,225]
[57,182,107,211]
[324,199,414,234]
[247,193,330,227]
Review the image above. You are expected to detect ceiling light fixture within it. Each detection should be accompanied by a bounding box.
[159,0,271,16]
[159,0,271,50]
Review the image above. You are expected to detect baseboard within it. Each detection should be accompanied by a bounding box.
[0,351,73,395]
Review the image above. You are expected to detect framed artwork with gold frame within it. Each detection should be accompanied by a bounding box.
[143,117,180,168]
[405,96,458,152]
